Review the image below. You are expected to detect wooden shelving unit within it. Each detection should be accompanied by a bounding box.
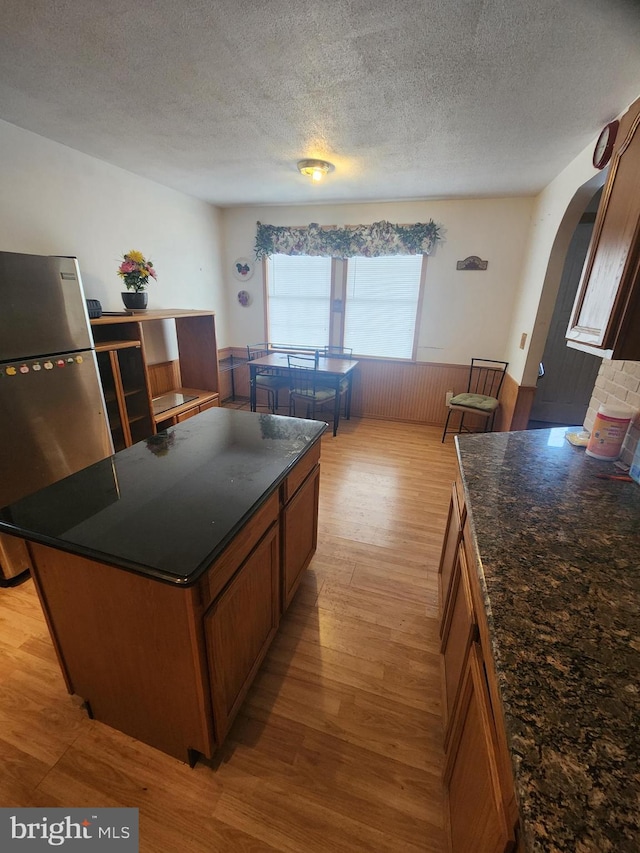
[91,310,220,447]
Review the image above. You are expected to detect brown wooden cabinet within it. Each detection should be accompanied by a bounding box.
[26,442,321,765]
[440,541,476,746]
[204,522,280,744]
[438,478,465,625]
[444,644,516,853]
[281,443,321,612]
[566,95,640,359]
[96,341,154,451]
[91,310,220,445]
[439,479,518,853]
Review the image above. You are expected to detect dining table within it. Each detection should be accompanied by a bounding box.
[248,351,358,436]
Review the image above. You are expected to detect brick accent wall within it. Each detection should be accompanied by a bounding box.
[584,360,640,465]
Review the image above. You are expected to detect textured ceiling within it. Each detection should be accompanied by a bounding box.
[1,0,639,206]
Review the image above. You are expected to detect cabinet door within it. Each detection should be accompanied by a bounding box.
[441,542,476,744]
[117,346,154,444]
[444,643,516,853]
[567,96,640,357]
[97,350,131,451]
[281,465,320,612]
[97,346,154,449]
[439,482,464,629]
[204,523,279,744]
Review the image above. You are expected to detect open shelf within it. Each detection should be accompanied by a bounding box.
[95,340,141,353]
[92,311,220,446]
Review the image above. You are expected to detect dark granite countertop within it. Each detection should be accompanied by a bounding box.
[0,408,326,585]
[456,427,640,853]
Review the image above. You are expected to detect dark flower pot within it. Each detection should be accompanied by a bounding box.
[122,291,148,310]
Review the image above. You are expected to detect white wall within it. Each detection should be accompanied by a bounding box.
[504,140,607,386]
[221,198,534,364]
[0,119,228,359]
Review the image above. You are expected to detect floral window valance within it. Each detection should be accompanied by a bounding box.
[254,219,442,260]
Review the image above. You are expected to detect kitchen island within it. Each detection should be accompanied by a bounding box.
[0,407,326,764]
[440,427,640,853]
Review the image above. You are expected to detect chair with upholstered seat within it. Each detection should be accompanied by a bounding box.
[287,353,339,432]
[247,343,290,414]
[441,358,508,442]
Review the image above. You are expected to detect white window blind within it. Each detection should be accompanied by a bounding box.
[267,254,331,348]
[344,255,423,358]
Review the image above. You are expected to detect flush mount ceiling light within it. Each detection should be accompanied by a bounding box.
[297,159,335,182]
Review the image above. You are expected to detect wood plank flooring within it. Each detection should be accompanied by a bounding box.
[0,414,458,852]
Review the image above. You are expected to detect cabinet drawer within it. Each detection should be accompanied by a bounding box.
[198,491,279,611]
[199,397,219,412]
[281,442,321,503]
[176,406,199,423]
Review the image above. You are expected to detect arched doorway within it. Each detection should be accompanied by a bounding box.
[528,187,603,427]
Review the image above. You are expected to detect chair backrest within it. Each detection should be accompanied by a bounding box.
[270,342,321,359]
[247,343,270,361]
[467,358,509,399]
[287,353,322,396]
[323,345,353,359]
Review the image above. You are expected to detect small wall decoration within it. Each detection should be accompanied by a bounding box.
[456,255,488,271]
[233,257,254,281]
[237,290,251,307]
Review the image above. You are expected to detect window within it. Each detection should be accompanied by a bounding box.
[266,254,332,348]
[265,252,425,359]
[344,255,423,359]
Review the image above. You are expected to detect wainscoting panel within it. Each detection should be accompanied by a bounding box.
[499,372,537,432]
[350,360,469,425]
[176,350,528,430]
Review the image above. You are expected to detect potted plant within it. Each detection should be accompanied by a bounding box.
[117,250,157,310]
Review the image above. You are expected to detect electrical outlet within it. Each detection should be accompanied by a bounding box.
[446,390,453,405]
[519,332,528,349]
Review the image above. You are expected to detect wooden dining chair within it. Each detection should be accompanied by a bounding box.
[287,354,338,430]
[247,343,289,414]
[442,358,508,441]
[321,345,353,415]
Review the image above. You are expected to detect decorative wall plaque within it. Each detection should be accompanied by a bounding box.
[456,255,488,271]
[233,257,254,281]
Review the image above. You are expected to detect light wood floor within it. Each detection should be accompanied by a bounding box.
[0,413,458,852]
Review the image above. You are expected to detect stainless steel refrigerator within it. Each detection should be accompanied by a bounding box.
[0,251,113,582]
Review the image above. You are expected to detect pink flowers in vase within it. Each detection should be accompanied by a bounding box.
[117,250,157,292]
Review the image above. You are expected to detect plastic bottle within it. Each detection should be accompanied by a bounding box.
[585,403,633,460]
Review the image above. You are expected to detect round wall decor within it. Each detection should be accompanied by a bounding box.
[237,290,251,307]
[233,257,254,281]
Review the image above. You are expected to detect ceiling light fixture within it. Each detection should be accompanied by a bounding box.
[297,159,335,182]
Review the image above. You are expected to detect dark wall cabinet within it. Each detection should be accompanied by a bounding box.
[567,95,640,359]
